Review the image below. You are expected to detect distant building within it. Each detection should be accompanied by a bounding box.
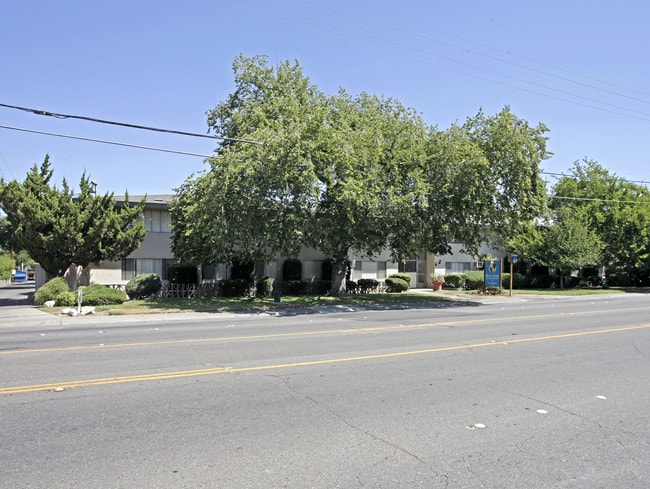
[37,194,505,289]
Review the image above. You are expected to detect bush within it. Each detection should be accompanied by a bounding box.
[443,274,466,289]
[308,279,331,295]
[81,284,127,305]
[385,277,408,293]
[256,276,274,298]
[35,277,70,305]
[55,291,77,307]
[219,278,252,297]
[168,264,198,284]
[126,273,162,299]
[281,279,307,296]
[464,271,485,290]
[389,273,411,289]
[357,278,379,293]
[346,280,358,293]
[282,258,302,281]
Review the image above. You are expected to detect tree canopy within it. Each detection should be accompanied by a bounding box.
[550,159,650,284]
[0,156,147,277]
[172,55,550,295]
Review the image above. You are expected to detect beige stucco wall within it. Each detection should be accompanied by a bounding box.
[127,232,173,259]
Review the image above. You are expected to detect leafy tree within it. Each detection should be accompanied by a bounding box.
[551,159,650,283]
[0,252,14,280]
[0,155,147,278]
[0,215,13,252]
[536,207,603,288]
[172,55,549,296]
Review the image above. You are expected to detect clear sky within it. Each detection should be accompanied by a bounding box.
[2,0,649,196]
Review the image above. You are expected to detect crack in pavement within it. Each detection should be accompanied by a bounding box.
[270,374,430,467]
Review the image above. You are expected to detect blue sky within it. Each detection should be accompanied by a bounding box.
[2,0,649,196]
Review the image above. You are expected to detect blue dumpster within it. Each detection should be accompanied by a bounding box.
[13,270,27,283]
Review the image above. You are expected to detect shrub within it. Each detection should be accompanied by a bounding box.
[385,277,408,293]
[346,280,358,293]
[389,273,411,289]
[219,278,252,297]
[357,278,379,293]
[35,277,70,305]
[309,279,331,295]
[126,273,162,299]
[281,279,307,296]
[443,274,466,289]
[81,284,127,305]
[256,276,274,298]
[168,264,198,284]
[282,258,302,281]
[464,271,485,290]
[55,291,77,307]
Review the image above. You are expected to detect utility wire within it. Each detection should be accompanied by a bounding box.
[0,103,264,146]
[309,0,650,103]
[541,171,649,186]
[548,195,650,205]
[0,125,215,158]
[211,1,650,123]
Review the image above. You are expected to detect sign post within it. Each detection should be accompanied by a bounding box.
[509,254,518,296]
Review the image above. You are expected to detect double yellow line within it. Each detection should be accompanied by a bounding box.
[2,323,648,396]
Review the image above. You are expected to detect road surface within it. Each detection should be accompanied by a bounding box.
[1,287,649,488]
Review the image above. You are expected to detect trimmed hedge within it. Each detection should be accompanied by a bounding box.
[35,277,70,305]
[464,271,485,290]
[219,278,252,297]
[389,273,411,289]
[385,277,408,293]
[281,279,307,296]
[443,274,466,289]
[126,273,162,299]
[357,278,379,293]
[81,284,127,305]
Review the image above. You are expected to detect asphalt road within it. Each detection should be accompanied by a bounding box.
[1,286,649,488]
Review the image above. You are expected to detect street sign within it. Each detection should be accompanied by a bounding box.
[511,254,518,264]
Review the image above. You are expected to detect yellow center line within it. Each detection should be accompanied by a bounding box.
[4,305,650,356]
[1,323,648,396]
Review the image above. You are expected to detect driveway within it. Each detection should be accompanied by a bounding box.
[0,281,61,327]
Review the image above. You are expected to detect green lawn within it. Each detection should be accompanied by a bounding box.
[95,292,454,315]
[47,286,647,316]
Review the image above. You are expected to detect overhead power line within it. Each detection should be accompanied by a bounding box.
[211,1,650,123]
[549,195,650,205]
[0,125,215,158]
[0,103,264,146]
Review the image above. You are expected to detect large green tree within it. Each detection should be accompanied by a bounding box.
[551,159,650,284]
[535,207,603,288]
[0,156,147,278]
[172,55,549,295]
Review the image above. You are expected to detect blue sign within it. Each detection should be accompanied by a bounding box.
[484,260,501,287]
[511,254,518,264]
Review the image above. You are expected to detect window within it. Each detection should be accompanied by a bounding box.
[445,262,471,274]
[302,260,322,280]
[376,261,387,279]
[122,258,135,280]
[143,210,171,232]
[121,258,173,281]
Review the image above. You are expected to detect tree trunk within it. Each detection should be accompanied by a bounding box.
[328,257,347,297]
